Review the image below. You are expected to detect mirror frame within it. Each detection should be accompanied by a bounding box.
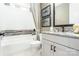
[53,3,73,27]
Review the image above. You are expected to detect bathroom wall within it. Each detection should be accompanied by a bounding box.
[40,3,54,31]
[69,3,79,24]
[0,4,35,31]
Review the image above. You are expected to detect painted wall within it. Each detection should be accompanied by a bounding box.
[69,3,79,24]
[40,3,53,31]
[0,4,35,31]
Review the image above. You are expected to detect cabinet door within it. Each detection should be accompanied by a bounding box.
[54,43,79,56]
[42,39,54,56]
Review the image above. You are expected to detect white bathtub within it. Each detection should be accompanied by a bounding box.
[0,34,41,56]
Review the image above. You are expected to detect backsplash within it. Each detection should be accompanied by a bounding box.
[54,27,73,32]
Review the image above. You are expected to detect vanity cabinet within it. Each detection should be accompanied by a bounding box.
[53,43,79,56]
[41,33,79,56]
[42,39,54,56]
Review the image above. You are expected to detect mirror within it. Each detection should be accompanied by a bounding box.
[53,3,79,27]
[55,3,69,26]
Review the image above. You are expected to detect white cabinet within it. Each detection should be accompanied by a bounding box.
[42,33,79,56]
[42,39,54,56]
[54,43,79,56]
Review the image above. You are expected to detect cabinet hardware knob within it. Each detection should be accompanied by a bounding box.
[51,45,53,50]
[54,46,56,52]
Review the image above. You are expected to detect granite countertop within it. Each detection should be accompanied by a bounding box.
[42,31,79,39]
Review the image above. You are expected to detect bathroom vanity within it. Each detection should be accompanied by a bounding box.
[41,31,79,56]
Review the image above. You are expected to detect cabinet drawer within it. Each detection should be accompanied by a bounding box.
[54,43,79,56]
[42,34,79,51]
